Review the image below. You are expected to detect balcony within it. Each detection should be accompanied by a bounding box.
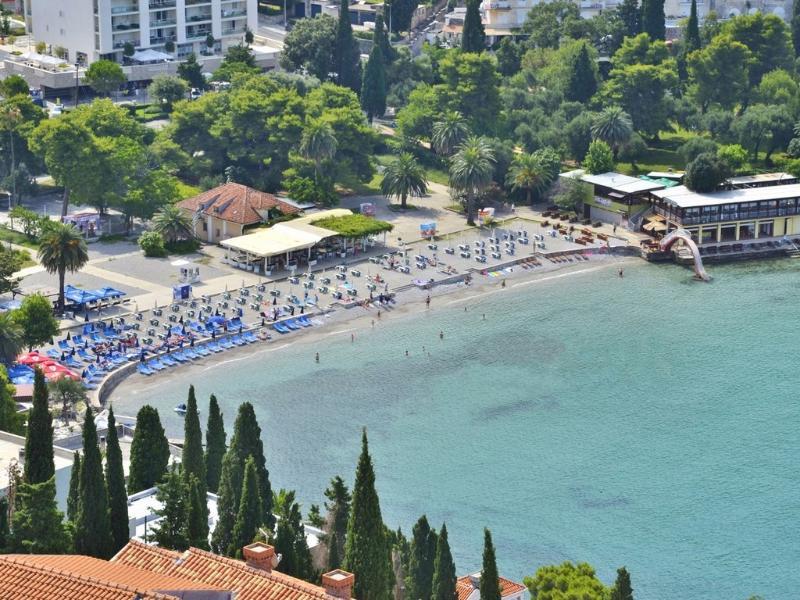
[113,22,141,31]
[111,4,139,14]
[185,0,212,5]
[151,17,177,26]
[149,0,176,7]
[185,27,212,40]
[221,9,247,18]
[221,26,246,35]
[150,34,177,44]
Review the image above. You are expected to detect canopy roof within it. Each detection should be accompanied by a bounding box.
[560,170,666,194]
[130,49,172,62]
[221,221,338,258]
[21,52,63,66]
[652,183,800,209]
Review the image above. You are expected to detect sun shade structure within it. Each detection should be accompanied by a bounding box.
[220,221,338,258]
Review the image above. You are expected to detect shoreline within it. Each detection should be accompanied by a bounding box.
[103,253,636,404]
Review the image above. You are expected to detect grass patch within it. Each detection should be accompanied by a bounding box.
[388,203,420,211]
[0,226,39,250]
[98,233,127,243]
[166,239,201,255]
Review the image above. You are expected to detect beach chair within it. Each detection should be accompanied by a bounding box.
[72,334,84,346]
[58,340,71,351]
[171,351,188,363]
[273,323,290,334]
[296,316,312,328]
[90,332,105,343]
[138,364,154,376]
[147,360,164,371]
[220,337,235,349]
[64,356,82,369]
[284,320,301,331]
[243,331,258,343]
[195,345,210,356]
[161,355,178,367]
[47,349,62,360]
[183,348,199,359]
[207,341,222,353]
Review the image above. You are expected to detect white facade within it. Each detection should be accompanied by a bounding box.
[24,0,258,64]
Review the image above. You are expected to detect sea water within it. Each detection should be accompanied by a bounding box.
[111,260,800,599]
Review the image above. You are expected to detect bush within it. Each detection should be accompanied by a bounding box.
[138,231,167,257]
[787,137,800,158]
[165,239,200,254]
[679,137,718,165]
[717,144,749,173]
[583,140,614,174]
[684,153,729,193]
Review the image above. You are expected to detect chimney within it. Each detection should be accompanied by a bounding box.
[322,569,355,599]
[243,542,276,573]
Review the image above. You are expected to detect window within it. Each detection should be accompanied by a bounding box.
[759,221,773,238]
[720,225,737,242]
[701,228,717,244]
[738,222,755,240]
[202,221,207,232]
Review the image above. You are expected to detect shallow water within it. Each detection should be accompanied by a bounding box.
[111,260,800,599]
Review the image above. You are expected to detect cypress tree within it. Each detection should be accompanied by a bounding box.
[324,475,351,566]
[186,473,210,550]
[328,531,341,569]
[343,429,393,600]
[0,496,8,551]
[275,514,298,574]
[152,464,189,551]
[74,407,113,558]
[361,43,387,122]
[407,515,437,600]
[793,0,800,57]
[205,394,226,493]
[479,529,501,600]
[105,406,129,553]
[641,0,665,41]
[10,476,71,553]
[461,0,485,53]
[66,451,81,523]
[226,402,274,529]
[210,452,236,555]
[230,456,262,558]
[431,523,457,600]
[128,405,170,493]
[566,42,597,103]
[335,0,362,92]
[684,0,701,53]
[610,567,634,600]
[0,365,25,435]
[618,0,641,37]
[273,491,314,580]
[373,14,394,63]
[24,368,54,484]
[182,386,206,498]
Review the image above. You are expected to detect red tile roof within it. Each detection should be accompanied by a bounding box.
[0,555,180,600]
[177,183,300,226]
[456,574,527,600]
[113,539,338,600]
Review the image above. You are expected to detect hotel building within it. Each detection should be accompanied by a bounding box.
[21,0,257,65]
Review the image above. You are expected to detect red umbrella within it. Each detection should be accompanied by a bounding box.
[17,352,47,366]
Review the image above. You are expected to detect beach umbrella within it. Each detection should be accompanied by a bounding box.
[17,352,47,366]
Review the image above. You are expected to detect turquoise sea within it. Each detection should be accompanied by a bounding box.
[111,259,799,599]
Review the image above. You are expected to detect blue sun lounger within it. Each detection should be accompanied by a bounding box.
[283,320,301,331]
[243,331,257,343]
[296,316,312,327]
[273,322,290,334]
[161,355,178,367]
[147,360,164,371]
[138,364,154,376]
[220,337,235,349]
[207,341,222,352]
[58,339,71,351]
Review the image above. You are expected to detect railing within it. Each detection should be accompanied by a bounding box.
[150,18,177,26]
[221,9,247,17]
[187,14,213,21]
[150,34,177,44]
[222,26,246,35]
[149,0,176,7]
[185,29,212,40]
[111,4,138,14]
[185,0,212,4]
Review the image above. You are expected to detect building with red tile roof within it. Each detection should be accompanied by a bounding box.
[178,183,302,243]
[0,542,354,600]
[113,540,354,600]
[0,553,228,600]
[456,573,527,600]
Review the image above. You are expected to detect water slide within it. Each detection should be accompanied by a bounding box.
[659,228,712,281]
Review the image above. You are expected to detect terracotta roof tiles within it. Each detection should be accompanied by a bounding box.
[456,574,527,600]
[177,183,299,226]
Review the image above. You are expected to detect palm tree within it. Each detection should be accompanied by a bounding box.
[37,222,89,313]
[506,152,550,206]
[449,136,495,226]
[300,120,338,186]
[591,106,633,159]
[0,311,23,364]
[380,153,428,209]
[152,204,194,244]
[431,111,470,156]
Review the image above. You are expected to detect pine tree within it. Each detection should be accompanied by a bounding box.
[431,523,457,600]
[566,42,597,103]
[479,529,501,600]
[152,464,189,551]
[343,429,393,600]
[461,0,485,53]
[74,407,113,558]
[406,515,437,600]
[361,42,387,122]
[230,456,262,558]
[24,368,54,484]
[226,402,273,529]
[66,451,81,523]
[128,405,170,493]
[10,476,71,553]
[205,394,226,493]
[610,567,634,600]
[641,0,665,41]
[335,0,362,92]
[324,475,351,562]
[0,496,9,551]
[185,473,209,550]
[211,452,236,555]
[684,0,701,53]
[182,386,206,498]
[105,406,129,553]
[328,531,341,569]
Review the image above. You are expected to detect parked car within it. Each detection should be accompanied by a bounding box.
[190,88,202,100]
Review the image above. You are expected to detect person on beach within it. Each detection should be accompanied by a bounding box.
[377,310,381,319]
[619,267,624,278]
[351,333,355,343]
[426,295,431,308]
[405,350,409,356]
[439,331,444,340]
[482,313,486,320]
[501,279,506,288]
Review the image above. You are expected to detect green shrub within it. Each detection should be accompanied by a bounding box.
[165,238,200,254]
[138,231,167,257]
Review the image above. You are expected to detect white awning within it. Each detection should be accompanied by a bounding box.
[21,52,63,66]
[131,49,172,63]
[220,221,338,258]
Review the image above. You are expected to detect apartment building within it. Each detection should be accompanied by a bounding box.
[22,0,257,64]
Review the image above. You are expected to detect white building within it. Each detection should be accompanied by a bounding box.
[21,0,258,65]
